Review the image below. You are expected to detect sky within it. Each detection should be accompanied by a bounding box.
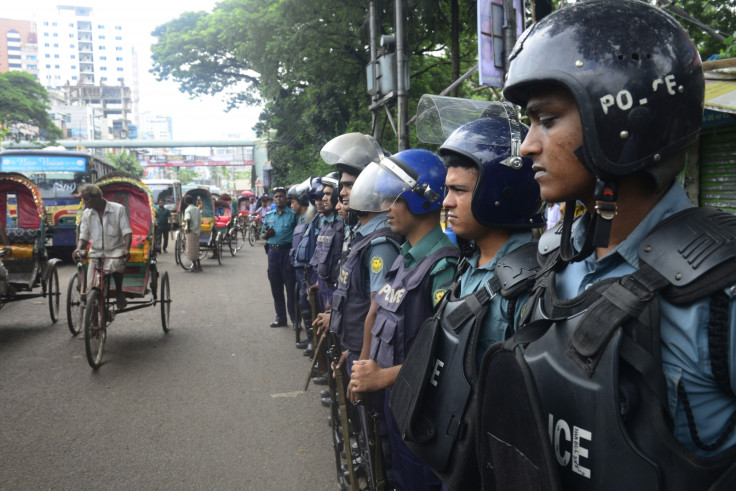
[3,0,264,141]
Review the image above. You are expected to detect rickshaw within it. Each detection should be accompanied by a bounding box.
[66,173,172,369]
[0,172,61,322]
[214,194,236,256]
[174,187,222,269]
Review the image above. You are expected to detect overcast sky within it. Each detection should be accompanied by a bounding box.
[3,0,263,141]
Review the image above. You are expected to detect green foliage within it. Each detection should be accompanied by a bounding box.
[720,36,736,58]
[668,0,736,59]
[105,151,144,178]
[176,167,199,185]
[0,72,63,141]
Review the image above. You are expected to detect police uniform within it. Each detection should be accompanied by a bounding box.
[460,230,536,368]
[263,206,297,326]
[292,212,320,323]
[310,211,343,311]
[329,212,401,376]
[370,225,459,491]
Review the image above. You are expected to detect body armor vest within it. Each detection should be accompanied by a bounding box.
[389,242,539,490]
[310,216,344,285]
[329,228,401,352]
[478,207,736,491]
[371,247,459,368]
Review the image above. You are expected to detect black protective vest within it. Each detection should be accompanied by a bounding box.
[290,219,309,266]
[329,228,401,352]
[370,247,459,368]
[389,242,539,490]
[310,216,344,285]
[477,207,736,491]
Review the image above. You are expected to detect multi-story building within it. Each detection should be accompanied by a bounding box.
[0,18,39,77]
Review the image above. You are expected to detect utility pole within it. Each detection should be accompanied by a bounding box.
[369,1,379,139]
[395,0,409,151]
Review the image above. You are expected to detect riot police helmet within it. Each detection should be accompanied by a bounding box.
[308,177,324,205]
[320,171,340,208]
[320,132,389,177]
[503,0,704,188]
[350,149,446,215]
[439,111,544,229]
[287,178,312,207]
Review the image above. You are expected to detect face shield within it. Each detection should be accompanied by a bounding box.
[320,133,386,173]
[349,156,439,213]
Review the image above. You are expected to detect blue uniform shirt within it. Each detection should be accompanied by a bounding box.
[262,207,296,246]
[354,212,401,293]
[460,230,536,369]
[555,183,736,456]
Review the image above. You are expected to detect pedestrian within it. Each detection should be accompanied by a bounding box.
[183,195,202,272]
[262,187,297,328]
[155,199,172,253]
[478,1,736,490]
[347,148,460,491]
[72,184,133,308]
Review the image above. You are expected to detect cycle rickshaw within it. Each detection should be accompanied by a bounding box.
[174,187,222,269]
[0,172,61,322]
[215,193,245,255]
[66,173,172,369]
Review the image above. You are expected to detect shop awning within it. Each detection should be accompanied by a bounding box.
[705,80,736,115]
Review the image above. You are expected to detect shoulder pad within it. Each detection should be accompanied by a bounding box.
[640,207,736,304]
[495,242,540,298]
[370,234,402,251]
[537,215,584,257]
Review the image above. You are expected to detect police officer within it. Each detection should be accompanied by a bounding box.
[348,148,460,490]
[477,2,736,490]
[313,133,402,378]
[288,178,318,347]
[262,186,297,328]
[386,109,545,490]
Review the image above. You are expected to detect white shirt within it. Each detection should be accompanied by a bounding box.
[79,200,132,258]
[184,204,201,235]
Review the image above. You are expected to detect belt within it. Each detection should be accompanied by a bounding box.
[268,243,291,250]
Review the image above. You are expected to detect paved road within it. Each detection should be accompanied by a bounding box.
[0,242,337,490]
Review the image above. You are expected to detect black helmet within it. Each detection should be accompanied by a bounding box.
[440,110,544,229]
[320,133,389,177]
[320,171,339,208]
[287,178,311,207]
[503,0,704,187]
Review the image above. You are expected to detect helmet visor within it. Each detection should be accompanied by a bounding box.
[320,133,385,167]
[349,158,418,213]
[416,95,512,144]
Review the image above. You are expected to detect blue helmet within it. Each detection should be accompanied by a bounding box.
[350,148,446,215]
[439,116,544,229]
[308,177,324,205]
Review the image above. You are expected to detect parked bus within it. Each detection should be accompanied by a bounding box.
[142,178,182,229]
[0,149,116,251]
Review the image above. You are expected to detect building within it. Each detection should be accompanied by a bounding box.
[0,18,39,77]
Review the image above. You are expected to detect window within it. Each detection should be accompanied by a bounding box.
[100,66,107,71]
[116,57,123,61]
[54,54,59,58]
[98,35,105,40]
[99,56,106,60]
[115,36,122,41]
[8,54,21,60]
[52,22,57,26]
[43,22,49,26]
[70,44,75,49]
[45,64,51,68]
[27,64,37,70]
[98,24,105,29]
[53,43,58,47]
[115,26,121,30]
[70,54,76,59]
[54,65,60,69]
[45,54,50,58]
[72,76,77,80]
[53,33,58,37]
[100,77,107,82]
[69,34,74,38]
[43,32,49,37]
[44,43,49,47]
[71,65,76,69]
[115,46,122,51]
[26,55,36,60]
[98,46,106,50]
[116,67,123,72]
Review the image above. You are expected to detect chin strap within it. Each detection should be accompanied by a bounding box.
[558,178,618,264]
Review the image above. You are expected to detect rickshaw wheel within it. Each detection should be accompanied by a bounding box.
[177,236,194,271]
[174,234,182,265]
[66,273,83,335]
[227,231,236,256]
[83,289,105,369]
[216,237,223,265]
[234,227,245,252]
[47,265,60,323]
[160,271,171,333]
[248,224,257,246]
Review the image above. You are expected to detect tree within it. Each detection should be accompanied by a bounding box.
[176,167,199,185]
[105,151,144,177]
[0,72,63,141]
